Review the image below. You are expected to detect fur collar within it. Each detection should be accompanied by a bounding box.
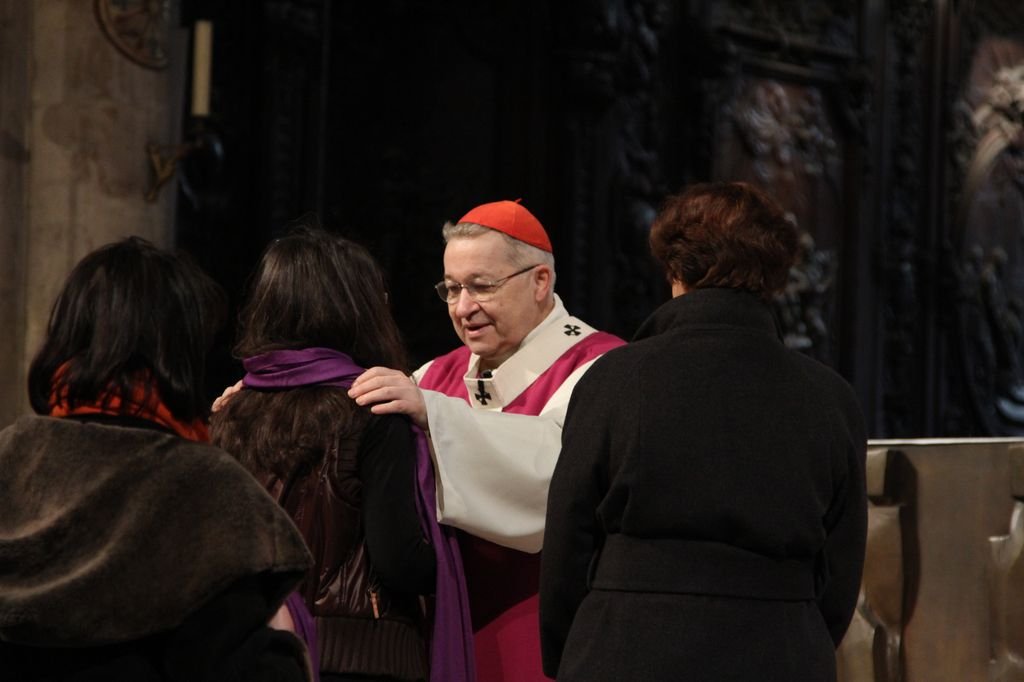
[0,416,311,646]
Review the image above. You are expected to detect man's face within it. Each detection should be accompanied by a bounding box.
[442,232,549,370]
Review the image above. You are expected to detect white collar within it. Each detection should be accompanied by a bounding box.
[462,294,596,409]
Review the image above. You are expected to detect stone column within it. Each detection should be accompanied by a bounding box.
[0,0,181,426]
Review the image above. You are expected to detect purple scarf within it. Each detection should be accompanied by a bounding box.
[283,591,320,681]
[243,346,363,389]
[243,347,476,682]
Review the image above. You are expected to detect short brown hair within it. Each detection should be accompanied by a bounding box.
[649,182,799,301]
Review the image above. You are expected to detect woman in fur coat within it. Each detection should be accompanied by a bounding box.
[0,237,314,681]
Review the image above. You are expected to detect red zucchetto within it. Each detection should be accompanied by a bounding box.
[458,199,553,253]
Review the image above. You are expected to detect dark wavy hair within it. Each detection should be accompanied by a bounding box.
[649,182,800,301]
[28,236,226,422]
[211,225,408,476]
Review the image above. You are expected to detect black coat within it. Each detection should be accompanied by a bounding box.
[539,288,867,681]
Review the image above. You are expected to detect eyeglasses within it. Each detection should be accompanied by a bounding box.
[434,264,541,303]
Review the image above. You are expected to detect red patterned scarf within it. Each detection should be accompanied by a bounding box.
[49,367,209,442]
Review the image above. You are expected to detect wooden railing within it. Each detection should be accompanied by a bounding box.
[837,439,1024,681]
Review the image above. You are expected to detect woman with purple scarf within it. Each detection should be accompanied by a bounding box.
[211,226,474,682]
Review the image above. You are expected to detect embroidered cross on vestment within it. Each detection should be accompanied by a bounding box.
[474,369,493,405]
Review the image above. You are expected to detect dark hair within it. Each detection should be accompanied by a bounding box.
[233,226,407,369]
[211,226,407,476]
[28,236,226,421]
[649,182,800,301]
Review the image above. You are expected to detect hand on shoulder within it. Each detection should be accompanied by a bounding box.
[211,380,244,413]
[348,367,429,429]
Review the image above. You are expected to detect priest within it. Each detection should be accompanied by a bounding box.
[349,199,623,682]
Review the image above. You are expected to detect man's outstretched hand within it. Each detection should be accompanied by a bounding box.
[348,367,428,429]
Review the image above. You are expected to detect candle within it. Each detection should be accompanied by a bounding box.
[191,20,213,117]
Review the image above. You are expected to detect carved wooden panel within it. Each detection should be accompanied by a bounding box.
[950,1,1024,436]
[880,0,933,438]
[856,440,1024,680]
[989,445,1024,680]
[675,1,870,373]
[552,0,673,339]
[838,447,911,682]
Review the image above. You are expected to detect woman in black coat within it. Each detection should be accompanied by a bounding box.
[539,182,867,681]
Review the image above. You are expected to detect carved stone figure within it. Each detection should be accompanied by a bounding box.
[773,223,836,361]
